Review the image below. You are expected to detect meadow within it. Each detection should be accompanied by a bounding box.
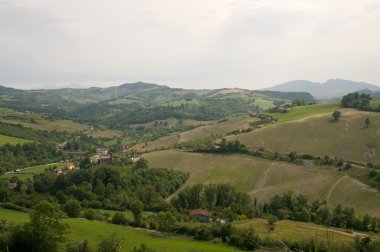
[234,219,380,244]
[370,98,380,109]
[144,150,380,217]
[264,102,340,123]
[0,162,66,181]
[0,208,242,252]
[0,134,32,146]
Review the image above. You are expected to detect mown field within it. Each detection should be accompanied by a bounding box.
[370,98,380,109]
[132,115,258,152]
[0,134,32,146]
[230,109,380,164]
[264,102,340,123]
[0,208,242,252]
[0,162,66,181]
[234,219,380,244]
[253,98,274,110]
[144,150,380,217]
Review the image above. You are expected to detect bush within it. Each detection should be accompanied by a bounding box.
[66,240,92,252]
[131,244,157,252]
[111,212,128,226]
[228,228,261,250]
[97,232,123,252]
[194,225,213,241]
[63,200,82,218]
[84,209,95,220]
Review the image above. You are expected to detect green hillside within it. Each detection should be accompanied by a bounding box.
[0,208,241,252]
[0,134,32,146]
[132,115,258,152]
[231,109,380,164]
[264,102,340,123]
[143,150,380,217]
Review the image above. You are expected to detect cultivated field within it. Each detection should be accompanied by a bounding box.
[144,150,380,217]
[86,130,122,138]
[230,109,380,164]
[0,208,241,252]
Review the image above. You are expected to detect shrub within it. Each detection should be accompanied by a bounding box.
[194,225,213,241]
[228,228,261,250]
[111,212,128,226]
[63,199,81,218]
[97,232,123,252]
[84,209,95,220]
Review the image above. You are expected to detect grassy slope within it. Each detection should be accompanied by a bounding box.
[0,162,66,181]
[0,134,32,146]
[132,115,258,152]
[0,208,240,252]
[231,109,380,164]
[370,99,380,110]
[3,208,378,250]
[264,103,340,123]
[253,98,274,110]
[144,150,380,217]
[0,108,88,132]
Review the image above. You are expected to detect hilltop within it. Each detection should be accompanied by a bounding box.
[264,79,380,100]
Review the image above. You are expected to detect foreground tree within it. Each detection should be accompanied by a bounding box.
[19,201,69,252]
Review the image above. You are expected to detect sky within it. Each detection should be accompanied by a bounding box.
[0,0,379,90]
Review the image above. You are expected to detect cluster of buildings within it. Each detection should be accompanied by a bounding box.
[90,148,113,164]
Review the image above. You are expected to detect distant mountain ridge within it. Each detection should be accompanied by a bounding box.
[264,79,380,99]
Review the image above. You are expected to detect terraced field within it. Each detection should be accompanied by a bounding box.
[144,150,380,217]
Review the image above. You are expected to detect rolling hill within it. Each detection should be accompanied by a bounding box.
[264,79,380,99]
[0,82,314,129]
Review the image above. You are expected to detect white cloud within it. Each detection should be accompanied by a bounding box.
[0,0,379,89]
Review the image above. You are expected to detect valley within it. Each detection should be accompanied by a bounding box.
[1,83,380,251]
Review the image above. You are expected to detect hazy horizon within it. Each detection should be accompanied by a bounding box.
[1,78,380,91]
[1,0,380,90]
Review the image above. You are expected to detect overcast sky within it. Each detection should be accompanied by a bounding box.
[1,0,379,90]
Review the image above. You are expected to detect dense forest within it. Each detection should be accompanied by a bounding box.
[2,159,188,212]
